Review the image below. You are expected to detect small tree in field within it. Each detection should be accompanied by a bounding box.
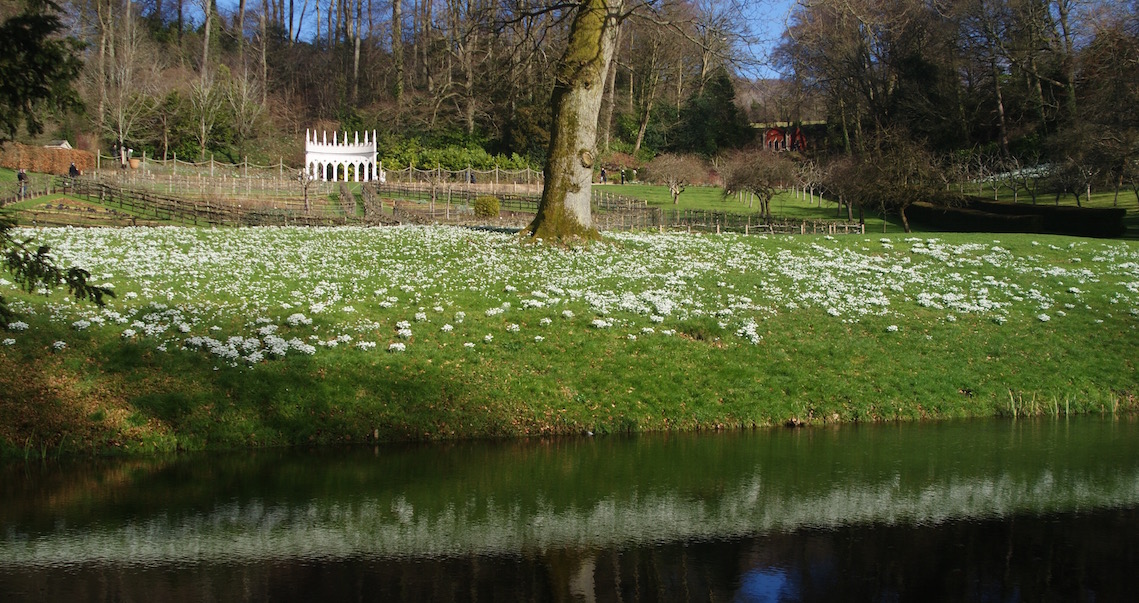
[642,154,708,205]
[840,131,943,232]
[721,151,796,221]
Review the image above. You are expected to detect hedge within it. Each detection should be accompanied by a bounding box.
[0,142,95,175]
[908,201,1044,233]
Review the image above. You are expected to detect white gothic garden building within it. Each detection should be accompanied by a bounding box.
[304,129,383,182]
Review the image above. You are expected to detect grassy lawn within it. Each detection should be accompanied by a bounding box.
[2,226,1136,457]
[598,182,898,231]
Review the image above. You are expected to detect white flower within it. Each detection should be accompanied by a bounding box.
[454,311,466,323]
[8,321,28,331]
[540,317,552,326]
[505,285,517,292]
[2,338,15,346]
[507,323,520,333]
[125,292,138,300]
[464,342,476,348]
[289,338,316,355]
[388,342,406,352]
[591,319,610,329]
[886,325,898,332]
[1038,313,1051,322]
[485,307,504,317]
[72,320,91,330]
[396,320,411,329]
[52,341,67,350]
[122,329,137,338]
[343,306,356,313]
[534,335,544,342]
[484,334,494,342]
[356,341,377,350]
[286,313,312,326]
[562,310,575,319]
[398,328,413,339]
[627,334,637,341]
[441,324,454,332]
[415,312,427,322]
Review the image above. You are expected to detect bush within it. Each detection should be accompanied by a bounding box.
[473,196,500,217]
[907,201,1044,233]
[0,142,94,175]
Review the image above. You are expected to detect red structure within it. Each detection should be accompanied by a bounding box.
[763,127,808,152]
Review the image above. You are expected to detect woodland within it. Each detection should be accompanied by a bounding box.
[1,0,1138,221]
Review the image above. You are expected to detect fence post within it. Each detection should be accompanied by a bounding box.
[210,153,215,177]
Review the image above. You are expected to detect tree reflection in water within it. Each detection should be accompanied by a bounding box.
[2,417,1137,601]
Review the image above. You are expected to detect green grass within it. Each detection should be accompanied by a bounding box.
[599,182,898,231]
[1,226,1137,457]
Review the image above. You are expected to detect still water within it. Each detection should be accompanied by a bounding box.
[2,417,1138,601]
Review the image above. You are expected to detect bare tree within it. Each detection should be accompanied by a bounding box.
[227,68,265,158]
[96,2,161,161]
[189,72,225,161]
[642,153,709,204]
[721,150,795,221]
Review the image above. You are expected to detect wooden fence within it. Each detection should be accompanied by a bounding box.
[658,209,865,235]
[7,173,865,236]
[93,153,545,190]
[367,182,542,213]
[70,179,358,227]
[1,174,70,207]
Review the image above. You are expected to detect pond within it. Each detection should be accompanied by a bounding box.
[2,416,1138,601]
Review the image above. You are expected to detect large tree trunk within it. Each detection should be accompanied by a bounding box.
[525,0,623,241]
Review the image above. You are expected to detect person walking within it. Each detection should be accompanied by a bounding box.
[17,168,28,198]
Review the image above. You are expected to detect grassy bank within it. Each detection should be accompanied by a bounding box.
[2,226,1137,457]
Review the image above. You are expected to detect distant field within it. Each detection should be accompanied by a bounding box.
[597,182,896,230]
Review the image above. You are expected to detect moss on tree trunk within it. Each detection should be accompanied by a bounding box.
[524,0,623,243]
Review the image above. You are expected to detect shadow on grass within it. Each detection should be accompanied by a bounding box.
[0,348,125,457]
[117,347,493,450]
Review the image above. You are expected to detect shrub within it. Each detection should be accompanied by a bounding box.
[473,196,500,217]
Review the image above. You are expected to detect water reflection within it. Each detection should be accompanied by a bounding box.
[1,417,1137,601]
